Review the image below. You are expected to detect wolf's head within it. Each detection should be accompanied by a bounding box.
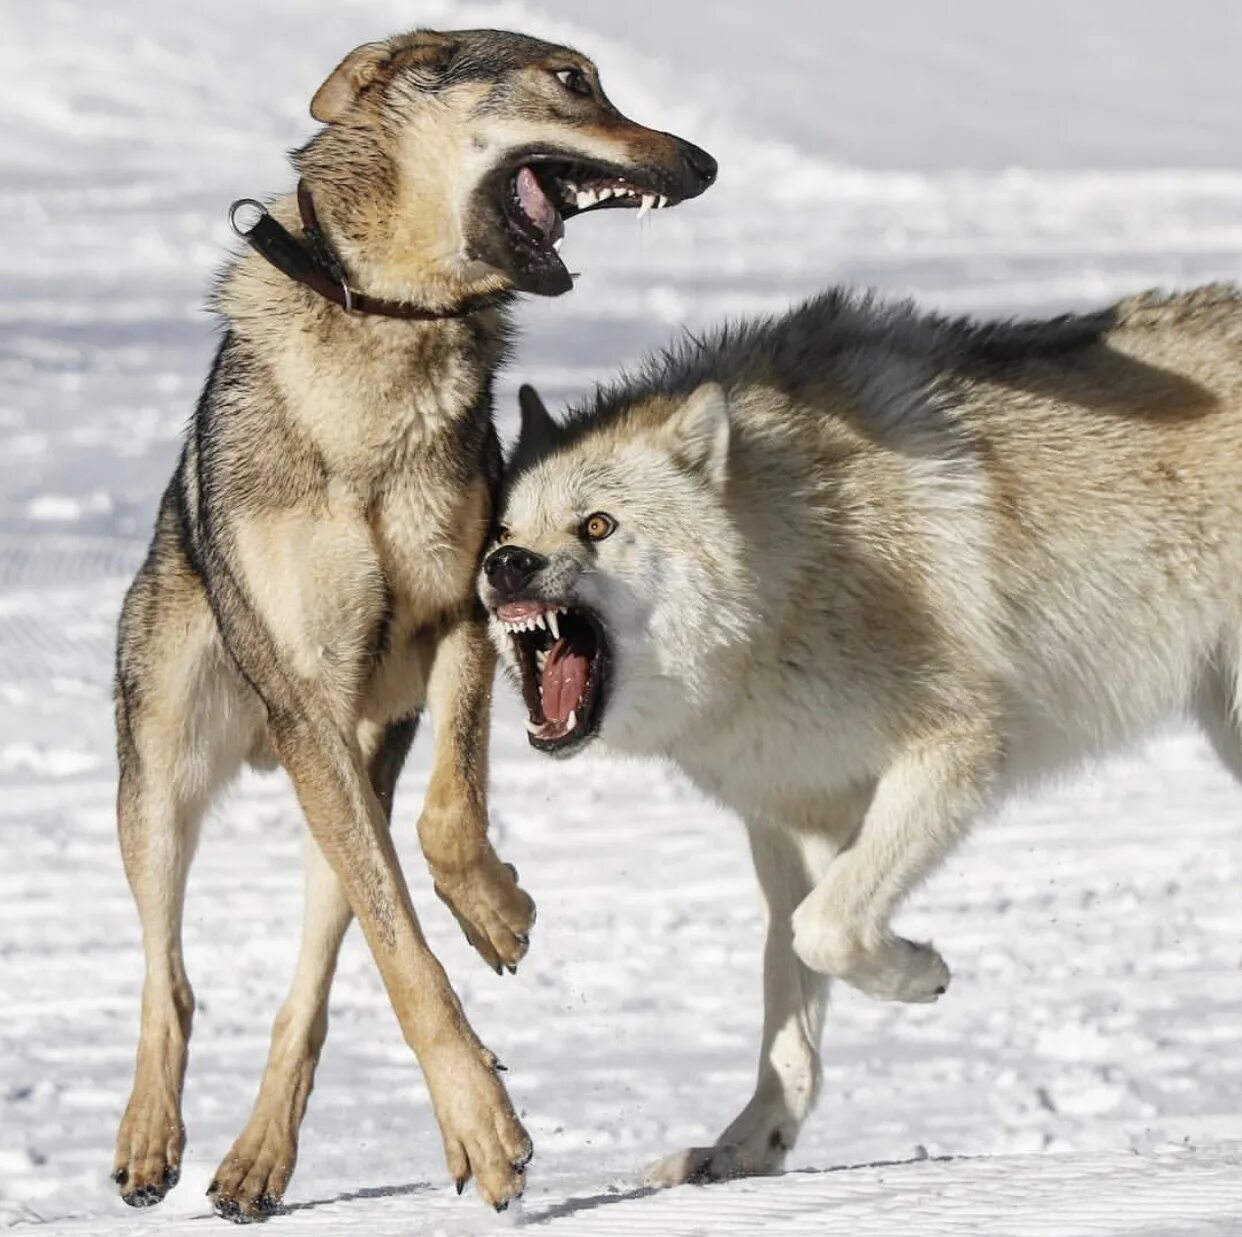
[480,384,755,758]
[295,29,717,305]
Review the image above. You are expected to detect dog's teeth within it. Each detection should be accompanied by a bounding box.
[599,187,615,201]
[637,194,655,220]
[577,189,597,209]
[525,717,544,735]
[566,708,577,732]
[534,613,547,631]
[536,649,548,670]
[547,609,560,640]
[553,238,563,251]
[656,194,668,209]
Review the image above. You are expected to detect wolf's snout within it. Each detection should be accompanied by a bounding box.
[485,545,546,598]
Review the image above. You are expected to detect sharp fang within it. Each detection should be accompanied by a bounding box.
[637,194,655,221]
[534,613,547,631]
[657,194,668,209]
[536,649,548,670]
[566,708,577,731]
[547,610,561,640]
[553,238,563,250]
[525,717,544,735]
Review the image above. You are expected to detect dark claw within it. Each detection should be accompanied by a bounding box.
[505,964,517,975]
[493,963,504,976]
[934,985,947,995]
[112,1167,128,1186]
[207,1179,220,1196]
[492,1058,507,1072]
[513,1147,534,1170]
[455,1178,465,1196]
[515,933,529,946]
[504,863,520,882]
[495,1200,510,1213]
[213,1195,242,1220]
[163,1165,180,1188]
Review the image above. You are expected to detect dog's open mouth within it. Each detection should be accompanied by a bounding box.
[495,599,609,755]
[496,155,676,296]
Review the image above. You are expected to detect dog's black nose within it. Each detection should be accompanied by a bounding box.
[682,140,718,188]
[484,544,547,598]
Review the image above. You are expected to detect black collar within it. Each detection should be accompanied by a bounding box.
[228,180,509,321]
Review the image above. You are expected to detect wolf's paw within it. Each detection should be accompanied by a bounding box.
[645,1134,787,1187]
[431,851,535,974]
[791,911,950,1004]
[113,1093,184,1209]
[207,1117,300,1222]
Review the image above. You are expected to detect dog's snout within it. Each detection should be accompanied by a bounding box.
[484,544,547,597]
[680,139,718,189]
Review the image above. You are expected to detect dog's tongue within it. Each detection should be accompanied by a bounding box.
[516,166,564,244]
[541,637,588,723]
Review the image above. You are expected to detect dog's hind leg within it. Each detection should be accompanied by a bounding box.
[647,818,844,1185]
[791,721,998,1003]
[112,560,255,1208]
[208,716,417,1222]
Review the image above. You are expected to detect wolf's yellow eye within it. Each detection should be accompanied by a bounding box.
[582,512,616,542]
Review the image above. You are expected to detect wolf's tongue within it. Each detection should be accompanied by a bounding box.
[541,637,588,723]
[515,166,564,244]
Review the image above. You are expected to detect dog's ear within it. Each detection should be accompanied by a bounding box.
[310,32,458,126]
[660,383,731,489]
[515,384,562,460]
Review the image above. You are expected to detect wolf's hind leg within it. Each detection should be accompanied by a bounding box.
[1195,653,1242,785]
[208,717,417,1221]
[113,587,253,1208]
[647,822,840,1186]
[791,724,997,1003]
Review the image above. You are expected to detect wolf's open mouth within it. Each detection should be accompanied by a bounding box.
[504,159,672,253]
[495,599,609,755]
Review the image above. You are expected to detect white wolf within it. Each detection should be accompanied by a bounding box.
[479,285,1242,1183]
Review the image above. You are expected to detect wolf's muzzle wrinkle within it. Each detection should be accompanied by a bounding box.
[484,545,547,599]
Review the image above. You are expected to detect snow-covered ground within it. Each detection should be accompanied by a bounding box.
[2,1,1241,1232]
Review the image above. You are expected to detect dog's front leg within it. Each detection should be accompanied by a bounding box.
[267,701,532,1206]
[791,721,999,1002]
[418,611,536,973]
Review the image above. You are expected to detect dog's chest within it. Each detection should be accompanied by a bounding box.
[370,470,489,627]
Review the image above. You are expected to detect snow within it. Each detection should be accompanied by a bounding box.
[2,0,1241,1232]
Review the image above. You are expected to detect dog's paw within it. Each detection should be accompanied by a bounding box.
[428,1045,532,1211]
[113,1093,184,1209]
[432,852,535,974]
[792,910,950,1004]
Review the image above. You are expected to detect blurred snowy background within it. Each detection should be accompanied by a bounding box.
[1,1,1240,1232]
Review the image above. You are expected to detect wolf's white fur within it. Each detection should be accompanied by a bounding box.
[485,285,1242,1182]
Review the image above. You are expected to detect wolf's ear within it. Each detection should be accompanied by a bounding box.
[660,383,731,489]
[515,384,562,460]
[310,33,458,125]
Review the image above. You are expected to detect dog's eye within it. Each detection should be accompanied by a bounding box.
[582,512,616,542]
[553,67,592,97]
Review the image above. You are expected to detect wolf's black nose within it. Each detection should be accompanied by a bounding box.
[485,545,547,597]
[682,141,718,188]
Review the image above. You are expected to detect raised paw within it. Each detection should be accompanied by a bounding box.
[431,851,536,974]
[791,911,950,1004]
[429,1045,532,1210]
[113,1093,184,1209]
[207,1117,300,1223]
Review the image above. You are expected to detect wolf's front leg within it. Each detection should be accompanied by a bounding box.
[649,821,845,1186]
[417,613,536,973]
[791,723,998,1002]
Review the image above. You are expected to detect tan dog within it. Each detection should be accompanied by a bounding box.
[482,284,1242,1184]
[111,27,715,1220]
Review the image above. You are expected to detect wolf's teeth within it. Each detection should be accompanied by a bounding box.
[533,613,547,631]
[637,194,655,220]
[553,238,563,251]
[536,649,548,670]
[656,194,668,209]
[525,717,544,735]
[566,708,577,732]
[547,609,561,640]
[577,189,597,209]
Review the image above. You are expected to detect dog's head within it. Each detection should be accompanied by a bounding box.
[479,384,753,758]
[298,29,717,303]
